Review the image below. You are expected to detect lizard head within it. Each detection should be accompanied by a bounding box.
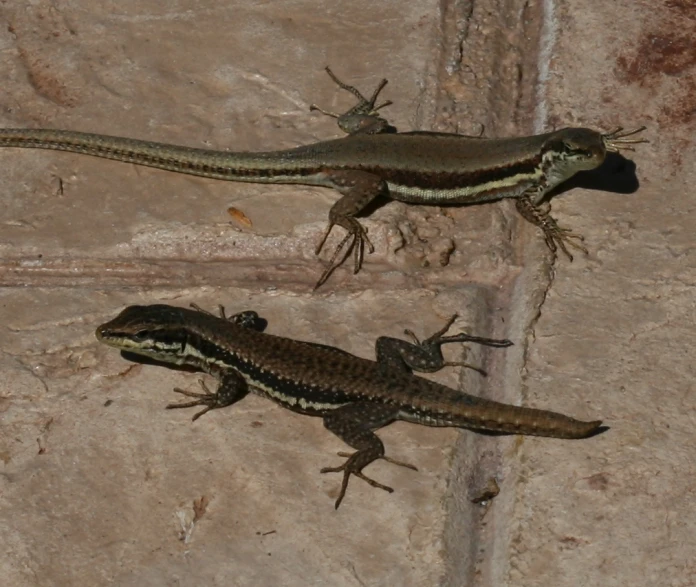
[541,126,647,188]
[96,304,189,364]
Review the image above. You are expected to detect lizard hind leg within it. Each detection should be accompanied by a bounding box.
[313,170,384,289]
[320,402,415,509]
[375,314,513,375]
[314,217,374,290]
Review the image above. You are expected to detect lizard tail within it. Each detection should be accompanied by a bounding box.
[449,399,605,439]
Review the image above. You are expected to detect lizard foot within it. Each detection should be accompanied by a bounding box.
[310,66,395,135]
[398,314,513,375]
[167,379,221,421]
[515,195,588,261]
[320,450,417,509]
[314,218,374,290]
[541,221,588,261]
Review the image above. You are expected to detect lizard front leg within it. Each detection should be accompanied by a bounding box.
[515,194,588,261]
[314,170,387,289]
[166,369,250,421]
[188,303,268,332]
[375,314,512,375]
[320,402,416,509]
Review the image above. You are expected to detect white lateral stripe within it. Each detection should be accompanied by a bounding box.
[184,343,348,412]
[386,169,542,202]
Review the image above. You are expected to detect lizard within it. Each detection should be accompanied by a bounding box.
[0,68,647,288]
[0,68,646,288]
[95,303,604,508]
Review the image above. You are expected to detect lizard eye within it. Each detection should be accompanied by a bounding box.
[131,330,152,342]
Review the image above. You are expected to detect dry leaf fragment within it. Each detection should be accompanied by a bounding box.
[227,207,253,228]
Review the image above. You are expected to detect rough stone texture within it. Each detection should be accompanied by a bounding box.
[0,0,692,586]
[500,2,696,586]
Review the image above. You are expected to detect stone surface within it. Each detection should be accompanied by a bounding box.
[0,0,693,585]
